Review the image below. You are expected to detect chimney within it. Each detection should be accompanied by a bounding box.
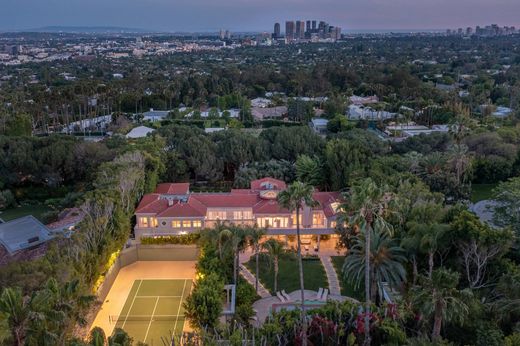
[168,199,174,207]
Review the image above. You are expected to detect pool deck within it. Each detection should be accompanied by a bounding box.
[252,289,358,324]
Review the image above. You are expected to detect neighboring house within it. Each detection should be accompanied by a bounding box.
[251,97,272,108]
[0,211,84,266]
[309,118,329,134]
[205,127,226,134]
[385,123,450,137]
[350,95,379,105]
[134,177,341,247]
[347,105,398,120]
[143,108,170,122]
[0,216,52,255]
[493,106,513,118]
[62,115,112,133]
[126,126,155,139]
[251,106,287,120]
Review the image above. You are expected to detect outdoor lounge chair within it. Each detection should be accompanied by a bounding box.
[281,290,292,301]
[320,288,329,301]
[276,291,286,302]
[316,287,324,300]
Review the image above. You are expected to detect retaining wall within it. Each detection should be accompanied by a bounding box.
[96,244,199,302]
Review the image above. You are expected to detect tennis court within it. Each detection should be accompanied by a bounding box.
[111,279,192,344]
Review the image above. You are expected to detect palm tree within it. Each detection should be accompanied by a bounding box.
[337,178,395,346]
[277,181,315,346]
[0,288,30,346]
[343,228,406,303]
[262,238,285,293]
[410,268,472,340]
[88,327,106,346]
[448,143,472,188]
[404,202,449,279]
[217,225,250,285]
[248,226,266,293]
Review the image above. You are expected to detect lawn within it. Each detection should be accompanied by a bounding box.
[0,204,53,222]
[331,256,364,301]
[246,253,328,294]
[471,184,497,203]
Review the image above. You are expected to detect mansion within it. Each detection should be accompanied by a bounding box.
[134,178,342,247]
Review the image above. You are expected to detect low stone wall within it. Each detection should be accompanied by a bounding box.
[96,244,199,302]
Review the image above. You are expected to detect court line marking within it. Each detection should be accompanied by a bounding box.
[181,280,193,339]
[135,295,183,298]
[143,296,160,343]
[172,279,188,340]
[121,279,143,329]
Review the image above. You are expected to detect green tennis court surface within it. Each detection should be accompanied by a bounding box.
[112,279,192,344]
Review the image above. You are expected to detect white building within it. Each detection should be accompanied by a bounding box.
[126,126,155,139]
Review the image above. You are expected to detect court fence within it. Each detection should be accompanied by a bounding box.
[96,244,199,303]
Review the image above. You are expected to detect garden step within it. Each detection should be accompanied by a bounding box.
[320,255,342,296]
[239,264,272,298]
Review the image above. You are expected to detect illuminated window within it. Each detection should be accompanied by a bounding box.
[291,214,303,225]
[312,213,324,227]
[192,220,202,228]
[151,217,158,228]
[233,211,243,220]
[258,217,289,228]
[330,221,337,228]
[208,211,227,220]
[243,211,253,219]
[171,220,181,228]
[140,217,149,228]
[182,220,191,228]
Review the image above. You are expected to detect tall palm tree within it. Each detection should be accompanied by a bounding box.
[262,238,285,293]
[343,228,406,303]
[248,226,266,293]
[218,225,250,285]
[337,178,395,346]
[411,268,472,340]
[0,288,30,346]
[404,203,449,279]
[448,143,472,188]
[277,181,315,346]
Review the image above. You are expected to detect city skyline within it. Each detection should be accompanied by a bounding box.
[0,0,519,32]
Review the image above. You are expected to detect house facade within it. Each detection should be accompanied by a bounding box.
[134,178,342,247]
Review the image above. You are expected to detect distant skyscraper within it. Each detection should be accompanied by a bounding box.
[312,20,317,31]
[274,23,281,39]
[306,20,311,33]
[285,21,295,40]
[295,20,305,39]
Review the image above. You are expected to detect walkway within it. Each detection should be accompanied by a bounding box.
[320,255,341,296]
[239,264,271,298]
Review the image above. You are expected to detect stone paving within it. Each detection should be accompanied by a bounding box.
[239,263,272,298]
[320,255,342,296]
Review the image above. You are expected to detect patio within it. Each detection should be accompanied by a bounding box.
[251,289,358,325]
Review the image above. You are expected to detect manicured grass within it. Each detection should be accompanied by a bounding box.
[331,256,364,301]
[246,253,328,294]
[471,184,497,203]
[0,204,53,222]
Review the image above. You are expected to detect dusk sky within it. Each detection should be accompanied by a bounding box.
[1,0,519,32]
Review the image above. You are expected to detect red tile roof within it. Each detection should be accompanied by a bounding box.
[157,197,207,217]
[155,183,190,195]
[193,194,259,208]
[135,178,341,219]
[253,200,291,214]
